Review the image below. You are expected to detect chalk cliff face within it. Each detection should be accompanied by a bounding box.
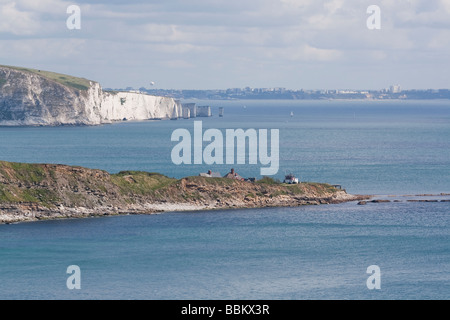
[0,66,179,126]
[100,91,182,122]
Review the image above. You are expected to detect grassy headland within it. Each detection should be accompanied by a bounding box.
[0,160,366,224]
[0,65,93,91]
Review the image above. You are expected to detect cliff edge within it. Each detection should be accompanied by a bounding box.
[0,65,180,126]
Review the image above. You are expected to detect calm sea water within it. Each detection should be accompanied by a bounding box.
[0,100,449,300]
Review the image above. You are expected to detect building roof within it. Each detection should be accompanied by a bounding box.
[223,169,244,180]
[199,171,221,178]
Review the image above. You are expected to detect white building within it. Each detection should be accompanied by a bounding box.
[390,85,401,93]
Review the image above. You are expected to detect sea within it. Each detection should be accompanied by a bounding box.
[0,99,449,300]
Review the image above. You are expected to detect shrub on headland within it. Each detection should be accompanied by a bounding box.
[257,176,282,185]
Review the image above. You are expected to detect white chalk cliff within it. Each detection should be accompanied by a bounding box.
[0,65,181,126]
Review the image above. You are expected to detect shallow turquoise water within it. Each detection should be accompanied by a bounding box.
[0,100,449,299]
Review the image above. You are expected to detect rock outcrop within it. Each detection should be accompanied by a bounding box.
[0,160,369,224]
[0,65,179,126]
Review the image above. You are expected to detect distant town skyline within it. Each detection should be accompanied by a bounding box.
[118,86,450,100]
[115,84,408,92]
[1,0,449,90]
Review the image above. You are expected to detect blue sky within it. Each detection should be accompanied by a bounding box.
[1,0,449,90]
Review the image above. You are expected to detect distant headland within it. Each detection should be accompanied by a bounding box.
[0,65,211,126]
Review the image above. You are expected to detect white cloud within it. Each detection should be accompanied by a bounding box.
[15,0,69,14]
[427,29,450,49]
[266,44,342,62]
[162,59,195,69]
[442,0,450,12]
[0,37,85,58]
[0,1,37,35]
[0,0,449,89]
[324,0,345,14]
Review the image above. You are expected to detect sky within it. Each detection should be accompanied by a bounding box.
[0,0,449,90]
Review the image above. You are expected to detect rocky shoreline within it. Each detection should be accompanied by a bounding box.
[0,191,367,225]
[0,161,369,224]
[0,192,366,224]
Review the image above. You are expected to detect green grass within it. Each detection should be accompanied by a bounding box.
[256,176,281,185]
[285,184,306,195]
[0,185,20,202]
[0,76,6,88]
[0,65,93,91]
[302,182,338,195]
[183,176,236,186]
[111,171,176,195]
[22,189,60,207]
[0,159,341,211]
[0,161,47,184]
[0,184,59,207]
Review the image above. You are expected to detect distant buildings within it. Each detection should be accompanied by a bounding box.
[390,85,402,93]
[223,168,244,181]
[199,170,222,178]
[199,168,253,182]
[110,84,450,101]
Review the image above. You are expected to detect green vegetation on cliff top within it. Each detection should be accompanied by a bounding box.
[0,65,93,91]
[0,160,340,208]
[111,171,176,195]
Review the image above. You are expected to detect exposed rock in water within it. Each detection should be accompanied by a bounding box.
[0,160,369,224]
[358,199,392,205]
[0,65,182,126]
[358,200,391,205]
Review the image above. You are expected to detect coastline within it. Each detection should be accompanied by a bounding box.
[0,193,367,225]
[0,160,369,224]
